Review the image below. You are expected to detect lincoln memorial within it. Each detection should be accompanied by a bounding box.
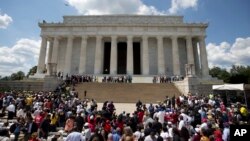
[35,15,209,79]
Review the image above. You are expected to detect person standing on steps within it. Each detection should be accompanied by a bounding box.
[84,90,87,99]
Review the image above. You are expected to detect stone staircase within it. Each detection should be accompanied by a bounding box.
[75,83,181,103]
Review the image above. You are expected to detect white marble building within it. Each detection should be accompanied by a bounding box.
[35,15,209,79]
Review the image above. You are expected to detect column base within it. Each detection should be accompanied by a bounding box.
[29,73,46,79]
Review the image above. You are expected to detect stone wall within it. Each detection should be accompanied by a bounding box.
[0,81,44,92]
[0,77,62,92]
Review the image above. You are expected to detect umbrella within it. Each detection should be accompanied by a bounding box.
[213,84,247,107]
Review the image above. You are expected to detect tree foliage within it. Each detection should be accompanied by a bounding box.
[27,66,37,77]
[209,65,250,84]
[209,67,230,83]
[10,71,25,80]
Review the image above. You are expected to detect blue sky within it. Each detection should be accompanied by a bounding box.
[0,0,250,76]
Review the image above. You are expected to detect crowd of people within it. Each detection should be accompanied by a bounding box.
[153,75,184,83]
[63,74,133,85]
[102,76,132,83]
[0,83,249,141]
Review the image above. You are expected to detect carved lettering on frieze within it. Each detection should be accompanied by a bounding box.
[63,16,184,25]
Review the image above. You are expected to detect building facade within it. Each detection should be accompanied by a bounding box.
[35,15,209,78]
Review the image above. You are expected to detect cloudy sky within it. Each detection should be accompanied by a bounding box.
[0,0,249,76]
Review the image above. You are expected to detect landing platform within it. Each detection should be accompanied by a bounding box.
[75,83,181,103]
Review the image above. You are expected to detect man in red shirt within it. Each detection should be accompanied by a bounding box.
[34,111,44,127]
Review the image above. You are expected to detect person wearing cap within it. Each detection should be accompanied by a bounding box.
[192,128,201,141]
[200,119,208,130]
[83,123,91,141]
[178,116,185,131]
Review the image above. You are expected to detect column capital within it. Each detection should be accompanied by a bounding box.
[40,35,49,41]
[198,35,206,40]
[127,35,133,40]
[96,35,102,39]
[170,35,178,40]
[53,36,61,40]
[81,35,88,40]
[185,35,192,40]
[156,35,163,40]
[111,35,117,40]
[46,37,54,42]
[67,35,74,40]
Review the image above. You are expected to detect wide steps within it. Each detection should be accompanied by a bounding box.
[75,83,181,103]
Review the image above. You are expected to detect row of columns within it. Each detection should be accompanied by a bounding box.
[36,35,209,77]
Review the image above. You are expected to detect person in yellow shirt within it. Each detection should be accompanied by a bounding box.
[240,106,248,119]
[200,128,210,141]
[25,96,33,111]
[50,112,58,132]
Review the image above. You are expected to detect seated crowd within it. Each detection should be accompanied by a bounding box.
[0,87,249,141]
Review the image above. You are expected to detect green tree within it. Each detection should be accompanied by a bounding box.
[0,76,10,80]
[230,65,250,84]
[209,66,230,83]
[27,66,37,77]
[10,71,25,80]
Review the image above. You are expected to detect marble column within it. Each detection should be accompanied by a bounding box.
[186,36,196,75]
[171,36,180,75]
[51,37,59,76]
[110,35,117,75]
[157,36,165,74]
[51,37,59,64]
[79,36,88,74]
[94,35,102,74]
[126,35,133,75]
[37,36,47,74]
[64,36,74,75]
[199,36,209,78]
[142,35,149,75]
[47,39,53,75]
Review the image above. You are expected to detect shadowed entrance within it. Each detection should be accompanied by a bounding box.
[117,42,127,74]
[103,42,111,74]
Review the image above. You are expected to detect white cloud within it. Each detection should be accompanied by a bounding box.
[0,39,40,77]
[65,0,165,15]
[207,37,250,69]
[168,0,198,14]
[0,13,13,29]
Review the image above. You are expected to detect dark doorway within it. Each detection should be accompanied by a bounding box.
[133,42,141,74]
[117,42,127,74]
[103,42,111,74]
